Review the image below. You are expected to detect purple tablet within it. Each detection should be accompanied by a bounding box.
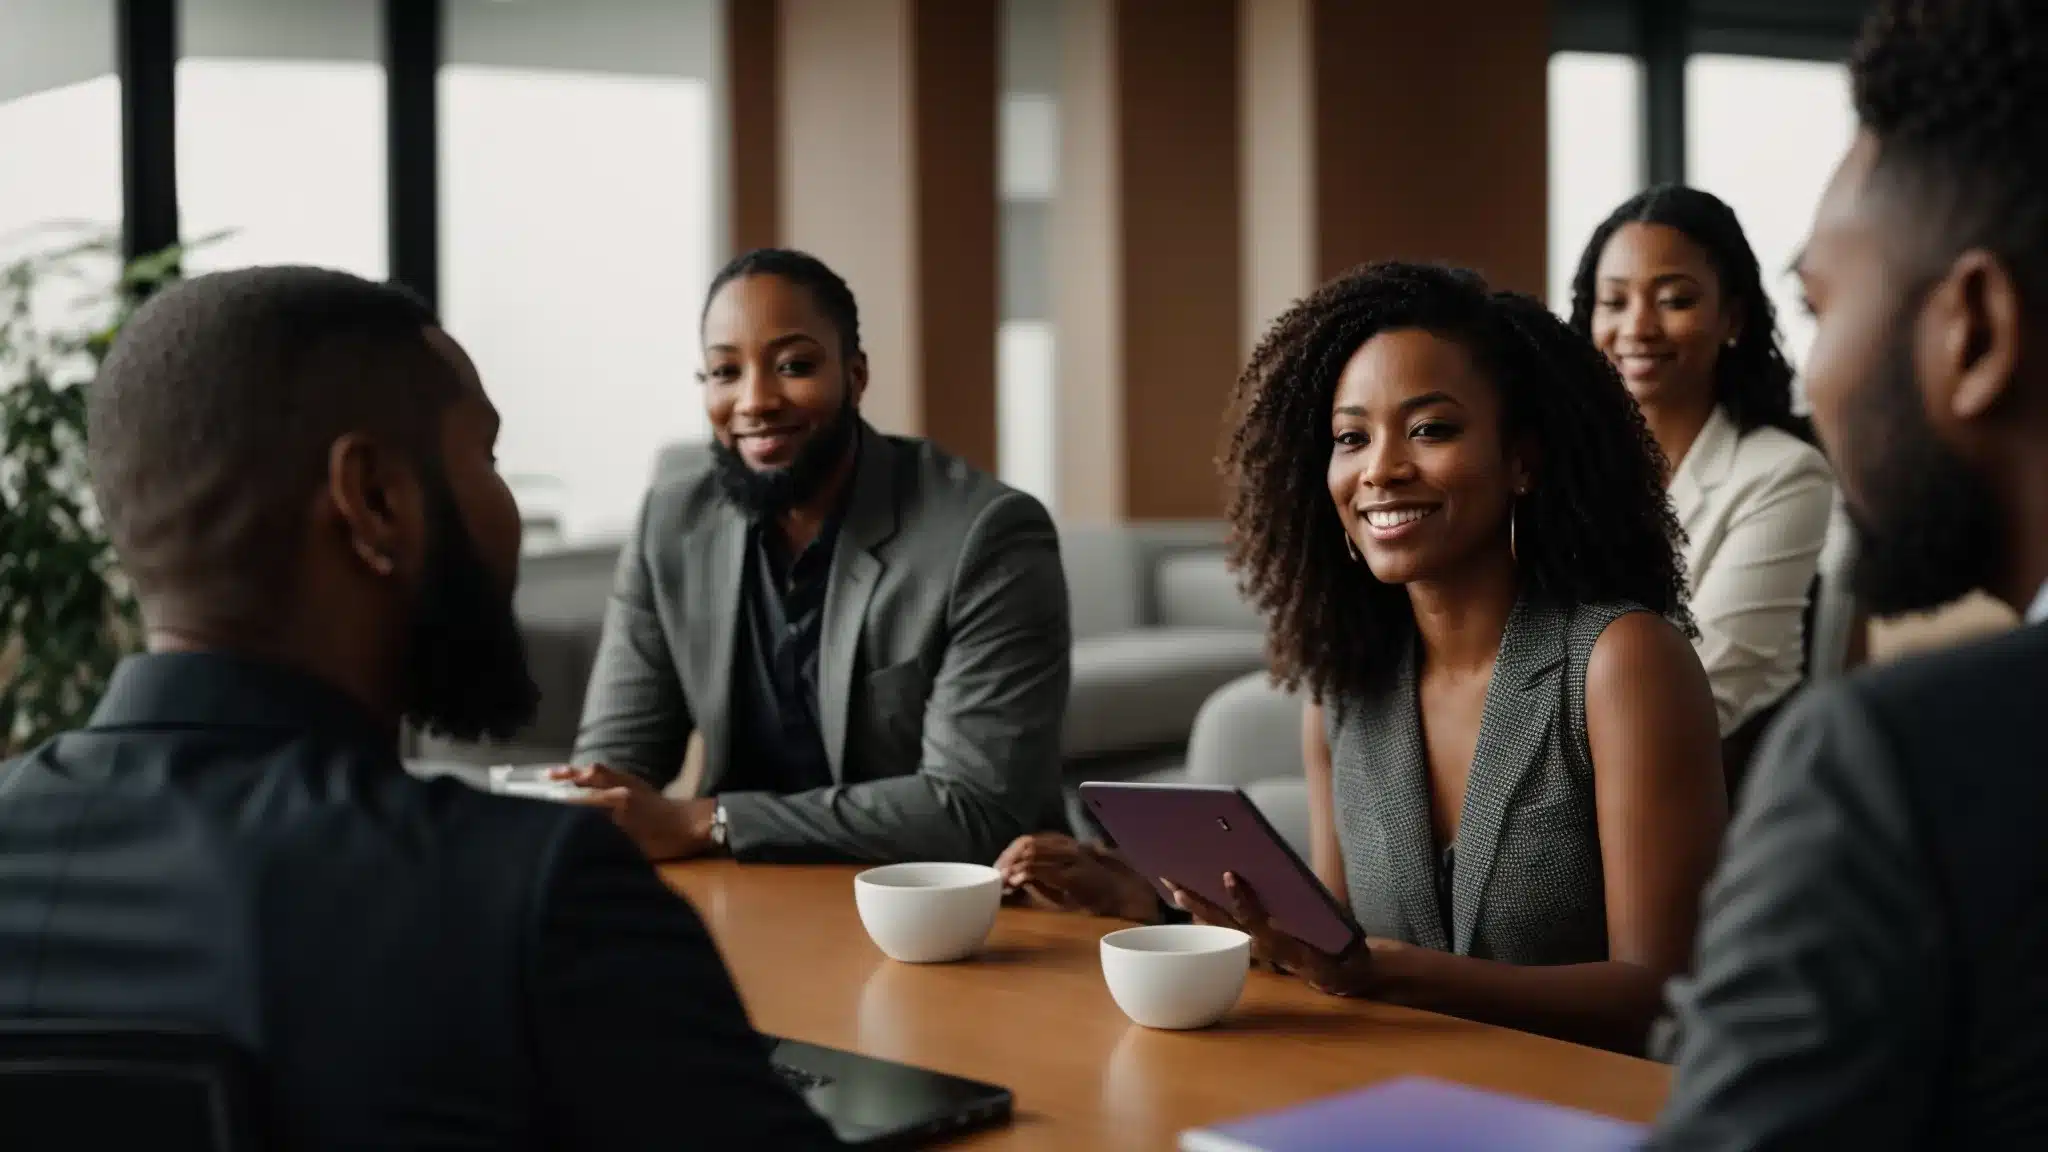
[1079,782,1361,957]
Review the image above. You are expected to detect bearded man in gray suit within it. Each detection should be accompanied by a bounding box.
[562,249,1071,865]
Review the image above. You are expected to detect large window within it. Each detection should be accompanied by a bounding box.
[176,0,385,277]
[0,1,121,271]
[1687,55,1855,374]
[1547,51,1644,315]
[998,91,1057,511]
[441,0,718,545]
[997,0,1060,510]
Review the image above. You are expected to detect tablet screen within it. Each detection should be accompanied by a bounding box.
[1079,782,1361,957]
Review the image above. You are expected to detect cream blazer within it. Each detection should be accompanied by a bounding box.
[1669,406,1837,735]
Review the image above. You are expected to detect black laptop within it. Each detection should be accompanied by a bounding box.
[767,1035,1013,1148]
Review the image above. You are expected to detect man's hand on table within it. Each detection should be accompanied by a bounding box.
[551,764,719,861]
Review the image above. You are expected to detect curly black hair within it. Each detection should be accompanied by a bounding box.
[1568,185,1812,444]
[1221,262,1692,704]
[1851,0,2048,295]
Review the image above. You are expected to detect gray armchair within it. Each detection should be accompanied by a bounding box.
[1181,671,1311,858]
[1054,523,1268,808]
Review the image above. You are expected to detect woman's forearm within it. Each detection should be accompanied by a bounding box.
[1364,940,1668,1055]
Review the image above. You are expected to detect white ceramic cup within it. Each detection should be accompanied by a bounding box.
[1100,923,1251,1030]
[853,862,1004,964]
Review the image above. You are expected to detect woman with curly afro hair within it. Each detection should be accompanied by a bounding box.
[1002,263,1726,1053]
[1570,186,1840,780]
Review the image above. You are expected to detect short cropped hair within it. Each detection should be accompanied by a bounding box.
[1852,0,2048,294]
[702,247,863,359]
[86,265,450,617]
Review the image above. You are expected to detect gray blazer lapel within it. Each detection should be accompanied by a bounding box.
[819,426,900,781]
[1449,597,1567,954]
[686,507,748,795]
[1365,648,1452,953]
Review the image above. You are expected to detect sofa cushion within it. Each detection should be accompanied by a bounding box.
[1056,526,1147,639]
[1183,670,1304,788]
[1063,628,1266,760]
[1152,550,1261,631]
[1244,778,1313,860]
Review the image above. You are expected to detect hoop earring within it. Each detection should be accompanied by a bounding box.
[1344,533,1362,564]
[1510,490,1527,564]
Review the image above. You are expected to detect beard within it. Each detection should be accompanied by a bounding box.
[1839,326,2004,617]
[710,388,859,518]
[400,469,540,744]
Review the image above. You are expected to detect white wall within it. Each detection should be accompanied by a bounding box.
[440,0,720,544]
[1687,55,1855,376]
[1546,52,1644,315]
[998,0,1061,511]
[0,1,121,328]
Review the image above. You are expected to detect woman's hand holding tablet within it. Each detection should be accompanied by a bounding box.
[1163,872,1377,998]
[1076,782,1366,970]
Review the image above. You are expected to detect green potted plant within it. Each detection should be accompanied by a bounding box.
[0,227,202,755]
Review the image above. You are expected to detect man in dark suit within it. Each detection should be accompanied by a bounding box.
[564,249,1071,864]
[1653,1,2048,1146]
[0,267,838,1149]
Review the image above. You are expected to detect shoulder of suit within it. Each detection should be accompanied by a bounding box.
[1729,423,1834,489]
[1842,620,2048,717]
[881,432,1053,532]
[1568,598,1671,673]
[405,771,618,880]
[1564,596,1653,624]
[637,459,730,539]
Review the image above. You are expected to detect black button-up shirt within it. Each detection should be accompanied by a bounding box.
[0,652,841,1149]
[725,513,842,795]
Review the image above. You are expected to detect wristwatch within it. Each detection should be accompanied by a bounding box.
[708,801,730,854]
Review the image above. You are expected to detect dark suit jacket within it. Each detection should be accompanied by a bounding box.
[1652,621,2048,1148]
[573,423,1072,864]
[0,653,837,1151]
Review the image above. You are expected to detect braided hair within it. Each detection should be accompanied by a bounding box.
[1221,262,1692,704]
[1851,0,2048,295]
[1567,185,1812,443]
[702,247,865,359]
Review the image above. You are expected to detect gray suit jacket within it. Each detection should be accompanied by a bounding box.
[573,424,1071,865]
[1652,621,2048,1148]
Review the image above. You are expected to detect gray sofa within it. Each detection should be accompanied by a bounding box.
[414,514,1269,825]
[1054,522,1266,785]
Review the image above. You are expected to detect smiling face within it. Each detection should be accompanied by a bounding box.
[699,272,867,515]
[1590,222,1740,412]
[1326,328,1530,586]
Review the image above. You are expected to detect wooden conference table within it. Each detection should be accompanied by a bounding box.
[662,861,1670,1149]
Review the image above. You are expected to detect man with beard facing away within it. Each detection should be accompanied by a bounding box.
[1652,1,2048,1146]
[0,267,840,1150]
[562,249,1071,864]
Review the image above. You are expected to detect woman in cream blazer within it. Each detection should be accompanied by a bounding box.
[1571,187,1837,758]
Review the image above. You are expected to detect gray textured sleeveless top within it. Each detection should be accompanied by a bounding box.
[1325,596,1643,965]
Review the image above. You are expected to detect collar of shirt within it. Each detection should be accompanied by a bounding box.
[755,438,861,583]
[89,651,400,760]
